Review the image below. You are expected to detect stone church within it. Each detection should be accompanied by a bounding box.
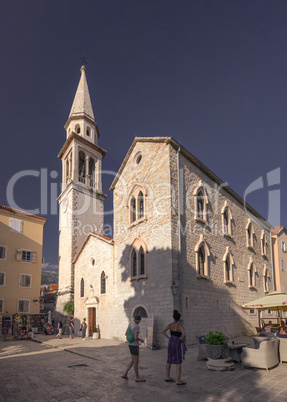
[56,66,273,346]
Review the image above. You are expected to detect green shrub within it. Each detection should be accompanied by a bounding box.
[205,331,227,345]
[63,301,74,314]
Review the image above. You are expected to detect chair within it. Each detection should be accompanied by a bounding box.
[253,336,273,349]
[196,336,208,360]
[241,339,279,371]
[279,337,287,364]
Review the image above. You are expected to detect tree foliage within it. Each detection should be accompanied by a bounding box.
[63,301,74,314]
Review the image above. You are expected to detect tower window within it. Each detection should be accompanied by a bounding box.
[80,278,84,297]
[79,151,86,183]
[75,124,81,134]
[86,127,91,136]
[101,271,106,294]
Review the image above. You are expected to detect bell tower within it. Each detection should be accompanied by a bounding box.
[56,65,106,313]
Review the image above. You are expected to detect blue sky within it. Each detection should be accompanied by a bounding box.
[1,0,286,272]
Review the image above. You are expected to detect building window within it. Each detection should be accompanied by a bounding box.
[246,220,254,250]
[281,259,285,271]
[0,299,3,313]
[86,127,91,136]
[75,124,81,134]
[223,247,234,283]
[0,245,7,260]
[19,274,32,288]
[16,250,37,263]
[133,306,148,318]
[193,182,208,223]
[80,278,84,297]
[79,151,86,183]
[18,299,30,313]
[221,203,232,237]
[130,239,147,280]
[9,218,23,233]
[195,237,210,278]
[128,186,147,225]
[263,266,270,293]
[261,231,267,257]
[100,271,106,294]
[89,158,95,188]
[282,241,286,252]
[248,261,256,288]
[0,272,5,286]
[90,258,95,267]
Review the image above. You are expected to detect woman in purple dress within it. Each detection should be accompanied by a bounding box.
[162,310,186,385]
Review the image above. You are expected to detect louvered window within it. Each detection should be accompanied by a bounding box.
[19,274,31,288]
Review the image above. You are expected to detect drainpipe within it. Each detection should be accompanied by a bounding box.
[177,145,183,314]
[270,229,276,291]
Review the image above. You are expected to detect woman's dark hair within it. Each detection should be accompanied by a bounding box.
[173,310,181,321]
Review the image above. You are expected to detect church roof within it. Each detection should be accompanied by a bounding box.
[68,65,95,122]
[73,232,114,264]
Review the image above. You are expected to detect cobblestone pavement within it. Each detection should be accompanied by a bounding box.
[1,335,287,401]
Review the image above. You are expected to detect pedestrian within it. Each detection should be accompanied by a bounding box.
[121,314,146,382]
[56,320,63,339]
[161,310,187,385]
[69,317,75,339]
[81,318,87,341]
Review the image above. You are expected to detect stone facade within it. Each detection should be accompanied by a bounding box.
[72,137,273,346]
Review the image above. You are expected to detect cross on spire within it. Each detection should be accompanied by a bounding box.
[80,53,87,66]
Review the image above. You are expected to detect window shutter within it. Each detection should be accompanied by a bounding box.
[16,249,22,261]
[32,251,37,263]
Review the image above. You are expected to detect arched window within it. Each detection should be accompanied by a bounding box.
[100,271,106,294]
[129,239,148,280]
[133,306,148,318]
[198,246,205,275]
[75,124,81,134]
[131,197,136,223]
[80,278,84,297]
[221,203,232,236]
[195,237,210,278]
[225,256,230,282]
[132,250,137,277]
[89,158,95,187]
[246,220,254,249]
[140,247,145,275]
[249,264,254,287]
[248,261,256,288]
[261,231,267,257]
[197,191,204,219]
[139,191,144,219]
[86,127,90,136]
[223,247,234,283]
[79,151,86,183]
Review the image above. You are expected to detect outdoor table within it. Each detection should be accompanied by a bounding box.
[228,343,249,363]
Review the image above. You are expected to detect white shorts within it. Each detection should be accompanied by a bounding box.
[59,328,62,334]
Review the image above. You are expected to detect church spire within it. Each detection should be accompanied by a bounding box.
[69,65,95,122]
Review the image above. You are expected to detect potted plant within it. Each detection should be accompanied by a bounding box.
[205,331,228,359]
[93,325,100,339]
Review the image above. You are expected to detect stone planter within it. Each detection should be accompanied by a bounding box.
[93,332,100,339]
[206,344,229,359]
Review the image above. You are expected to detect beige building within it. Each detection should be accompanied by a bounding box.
[58,66,274,345]
[0,205,46,317]
[271,226,287,293]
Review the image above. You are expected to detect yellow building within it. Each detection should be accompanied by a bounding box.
[271,226,287,293]
[0,204,46,316]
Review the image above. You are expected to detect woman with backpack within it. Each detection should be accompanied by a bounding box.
[121,314,146,382]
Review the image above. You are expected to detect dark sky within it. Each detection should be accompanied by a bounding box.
[1,0,286,272]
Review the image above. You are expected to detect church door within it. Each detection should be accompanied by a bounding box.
[88,308,96,336]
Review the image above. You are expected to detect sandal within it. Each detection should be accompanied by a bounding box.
[176,381,186,385]
[165,379,175,382]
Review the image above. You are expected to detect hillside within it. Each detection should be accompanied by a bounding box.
[41,271,58,286]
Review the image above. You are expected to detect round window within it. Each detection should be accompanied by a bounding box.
[134,152,142,165]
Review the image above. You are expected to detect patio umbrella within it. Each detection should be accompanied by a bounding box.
[241,292,287,326]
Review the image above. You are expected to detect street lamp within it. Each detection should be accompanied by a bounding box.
[170,281,178,296]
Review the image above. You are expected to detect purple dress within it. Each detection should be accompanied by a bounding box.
[167,323,186,364]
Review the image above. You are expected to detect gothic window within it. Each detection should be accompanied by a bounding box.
[89,158,95,187]
[248,261,256,288]
[193,183,208,223]
[140,247,145,275]
[100,271,106,294]
[195,237,210,278]
[225,256,230,282]
[130,239,147,280]
[197,191,204,219]
[139,191,144,218]
[131,197,136,223]
[263,266,270,293]
[79,151,86,183]
[261,231,267,257]
[246,220,254,249]
[132,250,137,277]
[198,247,205,275]
[223,247,234,283]
[66,159,69,183]
[86,127,91,136]
[221,202,232,236]
[128,186,146,225]
[80,278,84,297]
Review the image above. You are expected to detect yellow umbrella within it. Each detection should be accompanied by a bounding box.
[241,292,287,326]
